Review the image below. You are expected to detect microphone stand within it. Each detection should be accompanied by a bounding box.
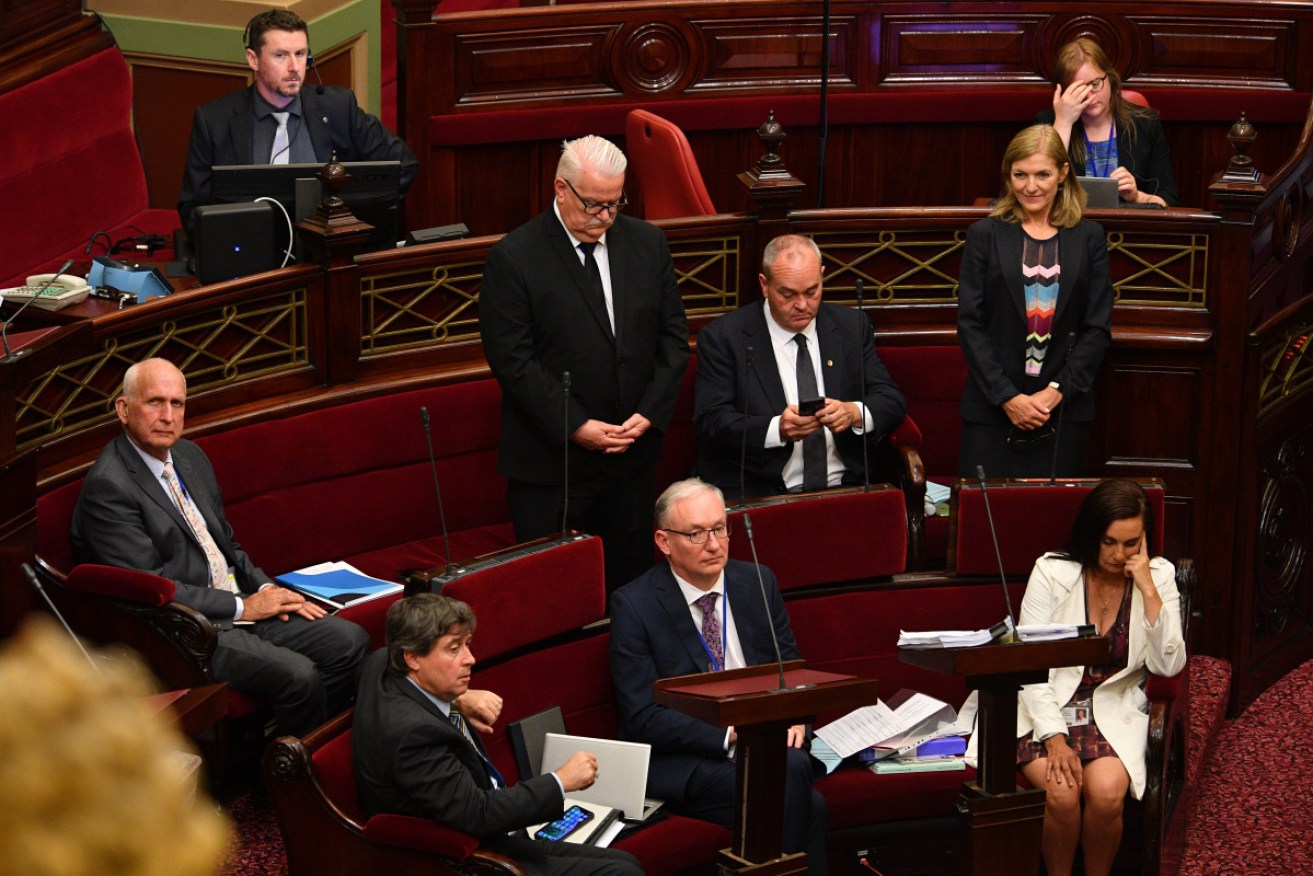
[2,259,74,362]
[855,278,870,491]
[816,0,833,208]
[1048,331,1077,484]
[739,345,754,508]
[561,371,571,540]
[420,407,458,578]
[975,466,1017,641]
[742,514,788,691]
[23,563,102,676]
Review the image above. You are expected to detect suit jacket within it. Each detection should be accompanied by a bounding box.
[608,560,801,800]
[178,85,420,227]
[694,301,906,497]
[71,434,268,625]
[1014,554,1185,799]
[353,651,563,861]
[479,209,690,485]
[1035,108,1179,206]
[956,217,1113,424]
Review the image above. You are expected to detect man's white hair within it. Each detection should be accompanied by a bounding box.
[654,478,725,529]
[557,135,628,183]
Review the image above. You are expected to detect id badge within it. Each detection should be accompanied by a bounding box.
[1061,699,1092,727]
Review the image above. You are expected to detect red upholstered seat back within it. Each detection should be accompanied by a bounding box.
[654,353,698,496]
[0,48,157,285]
[950,479,1168,576]
[197,380,510,577]
[726,488,907,590]
[1122,89,1151,109]
[441,535,607,661]
[35,480,84,572]
[625,109,716,220]
[65,564,175,606]
[312,725,365,824]
[876,345,967,480]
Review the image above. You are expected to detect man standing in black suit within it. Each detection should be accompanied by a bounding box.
[71,358,370,738]
[177,9,419,228]
[608,479,828,873]
[694,233,906,500]
[479,135,690,592]
[353,594,643,876]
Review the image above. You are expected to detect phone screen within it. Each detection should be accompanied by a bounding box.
[534,804,594,842]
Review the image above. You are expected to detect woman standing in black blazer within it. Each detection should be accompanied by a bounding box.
[957,124,1114,478]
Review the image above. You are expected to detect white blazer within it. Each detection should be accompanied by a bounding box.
[1012,553,1186,799]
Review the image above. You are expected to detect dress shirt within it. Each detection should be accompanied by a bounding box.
[674,569,743,752]
[125,439,266,620]
[553,200,615,331]
[759,301,872,490]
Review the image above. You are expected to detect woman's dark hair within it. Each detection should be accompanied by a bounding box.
[1055,478,1155,569]
[385,593,476,674]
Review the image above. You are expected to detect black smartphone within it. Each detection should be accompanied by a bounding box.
[534,804,594,842]
[798,397,824,417]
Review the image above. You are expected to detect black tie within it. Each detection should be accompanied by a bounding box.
[577,242,613,333]
[794,334,827,491]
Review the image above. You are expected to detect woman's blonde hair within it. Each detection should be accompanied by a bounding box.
[990,124,1086,228]
[0,617,231,876]
[1054,38,1152,171]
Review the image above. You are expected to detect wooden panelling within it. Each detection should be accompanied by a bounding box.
[880,16,1046,83]
[1099,364,1201,469]
[1129,17,1300,90]
[695,16,855,90]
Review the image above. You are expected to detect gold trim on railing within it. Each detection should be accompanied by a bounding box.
[15,289,309,452]
[672,235,741,314]
[1258,324,1313,419]
[813,229,968,306]
[1106,232,1209,308]
[361,262,485,354]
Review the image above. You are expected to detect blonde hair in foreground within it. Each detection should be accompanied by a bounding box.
[0,617,230,876]
[991,124,1087,228]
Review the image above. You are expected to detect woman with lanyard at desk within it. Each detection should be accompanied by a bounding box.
[1036,37,1179,208]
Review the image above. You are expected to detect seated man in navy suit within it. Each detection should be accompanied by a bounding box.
[694,233,906,500]
[608,478,828,873]
[354,594,644,876]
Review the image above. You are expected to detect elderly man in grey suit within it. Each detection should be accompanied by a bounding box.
[71,358,370,738]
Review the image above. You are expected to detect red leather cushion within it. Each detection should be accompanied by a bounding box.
[363,814,480,858]
[818,764,977,828]
[612,815,731,876]
[65,564,175,607]
[727,488,907,590]
[35,480,84,572]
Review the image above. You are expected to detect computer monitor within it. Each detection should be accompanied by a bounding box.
[210,161,403,251]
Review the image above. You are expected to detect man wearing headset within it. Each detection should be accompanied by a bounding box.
[177,9,418,229]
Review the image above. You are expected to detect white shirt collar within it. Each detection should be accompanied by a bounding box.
[761,298,818,349]
[553,198,608,251]
[127,437,172,480]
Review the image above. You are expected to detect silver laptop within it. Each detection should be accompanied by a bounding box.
[539,732,663,820]
[1081,176,1121,208]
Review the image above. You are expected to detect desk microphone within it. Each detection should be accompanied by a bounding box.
[420,406,460,578]
[975,466,1017,640]
[561,370,571,540]
[22,563,103,676]
[738,345,754,508]
[2,259,74,363]
[741,514,788,690]
[855,278,870,491]
[1048,331,1076,485]
[307,52,326,96]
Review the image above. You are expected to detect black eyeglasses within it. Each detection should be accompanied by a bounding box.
[564,179,629,217]
[662,522,732,544]
[1086,75,1108,92]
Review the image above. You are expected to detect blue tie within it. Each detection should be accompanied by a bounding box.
[450,710,506,789]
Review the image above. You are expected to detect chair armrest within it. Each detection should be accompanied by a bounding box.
[363,815,481,858]
[1140,660,1191,875]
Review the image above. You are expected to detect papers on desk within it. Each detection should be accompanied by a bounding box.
[814,689,972,761]
[276,561,403,609]
[897,617,1014,649]
[1017,623,1095,642]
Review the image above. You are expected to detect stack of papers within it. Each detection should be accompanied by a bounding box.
[1017,623,1093,642]
[814,689,975,765]
[276,561,403,609]
[898,618,1013,649]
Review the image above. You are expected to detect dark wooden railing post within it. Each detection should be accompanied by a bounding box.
[296,158,371,387]
[739,111,805,222]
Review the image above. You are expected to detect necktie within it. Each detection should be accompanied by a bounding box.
[696,591,724,671]
[577,242,614,333]
[794,334,828,491]
[270,112,290,164]
[449,710,506,788]
[161,461,235,593]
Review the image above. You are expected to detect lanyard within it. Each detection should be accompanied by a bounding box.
[1080,119,1118,178]
[695,589,729,672]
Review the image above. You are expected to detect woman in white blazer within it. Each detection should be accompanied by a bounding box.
[1016,479,1186,876]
